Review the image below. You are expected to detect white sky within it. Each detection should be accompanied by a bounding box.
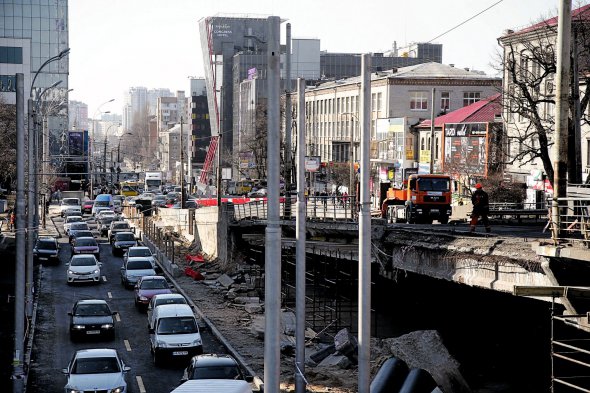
[68,0,569,117]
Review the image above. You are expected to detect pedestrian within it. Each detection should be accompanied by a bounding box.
[470,183,491,233]
[342,191,349,206]
[9,209,15,231]
[56,188,62,203]
[321,189,328,208]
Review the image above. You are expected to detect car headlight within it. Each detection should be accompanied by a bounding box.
[114,244,121,248]
[156,340,168,348]
[110,387,125,393]
[93,269,99,274]
[191,337,202,346]
[72,325,85,330]
[67,270,74,274]
[67,389,83,393]
[101,323,114,329]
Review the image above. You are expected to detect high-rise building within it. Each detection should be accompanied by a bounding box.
[69,100,88,131]
[189,78,210,180]
[0,0,70,162]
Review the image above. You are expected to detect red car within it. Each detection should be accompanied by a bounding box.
[82,200,94,214]
[134,276,173,311]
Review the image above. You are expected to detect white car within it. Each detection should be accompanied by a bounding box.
[125,246,156,269]
[66,254,102,285]
[63,215,84,234]
[63,348,130,393]
[96,210,117,220]
[60,197,82,217]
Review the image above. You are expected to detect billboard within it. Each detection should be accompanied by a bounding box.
[305,156,321,172]
[443,123,488,176]
[69,131,84,156]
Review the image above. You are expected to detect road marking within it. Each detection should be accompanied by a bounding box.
[102,275,107,282]
[136,375,146,393]
[115,313,121,322]
[107,291,112,299]
[124,339,132,352]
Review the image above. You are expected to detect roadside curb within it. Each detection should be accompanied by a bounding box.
[140,234,263,390]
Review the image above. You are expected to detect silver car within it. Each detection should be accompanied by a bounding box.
[62,348,129,393]
[66,254,102,285]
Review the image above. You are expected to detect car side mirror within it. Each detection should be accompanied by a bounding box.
[148,327,154,334]
[123,366,131,372]
[67,312,72,316]
[61,368,69,375]
[99,262,103,267]
[120,266,124,271]
[65,263,69,266]
[112,311,118,315]
[245,375,254,383]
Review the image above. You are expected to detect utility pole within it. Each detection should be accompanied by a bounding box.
[264,15,281,393]
[26,96,35,319]
[103,134,108,187]
[429,88,436,174]
[295,78,307,393]
[285,23,293,218]
[13,73,25,393]
[552,0,572,237]
[180,117,185,208]
[571,28,582,184]
[358,53,372,393]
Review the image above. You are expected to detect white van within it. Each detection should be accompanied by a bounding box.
[149,304,203,366]
[171,380,253,393]
[92,194,114,215]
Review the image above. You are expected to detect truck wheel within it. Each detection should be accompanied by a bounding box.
[439,215,449,225]
[406,207,415,224]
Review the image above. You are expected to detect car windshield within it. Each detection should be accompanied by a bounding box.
[116,233,135,241]
[113,223,129,229]
[76,238,97,247]
[416,178,450,192]
[67,217,82,223]
[157,317,197,334]
[71,223,89,230]
[100,217,114,224]
[155,297,187,307]
[95,201,110,207]
[154,195,166,201]
[141,279,168,290]
[127,260,152,270]
[72,357,120,374]
[37,240,56,249]
[129,249,151,257]
[191,365,241,380]
[63,198,79,205]
[84,200,94,206]
[70,257,96,266]
[74,303,111,316]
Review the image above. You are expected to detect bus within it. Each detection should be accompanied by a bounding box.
[120,181,140,197]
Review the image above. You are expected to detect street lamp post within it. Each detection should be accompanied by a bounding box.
[340,112,358,218]
[116,132,133,186]
[102,123,120,190]
[90,100,115,198]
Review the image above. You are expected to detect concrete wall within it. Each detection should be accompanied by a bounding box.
[155,206,222,260]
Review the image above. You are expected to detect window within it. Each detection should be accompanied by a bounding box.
[587,139,590,167]
[440,92,450,111]
[0,46,23,64]
[410,92,428,110]
[463,92,480,107]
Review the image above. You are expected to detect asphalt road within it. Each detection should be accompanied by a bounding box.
[27,211,226,393]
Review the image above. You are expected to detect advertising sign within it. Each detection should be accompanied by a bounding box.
[419,150,431,163]
[69,131,84,156]
[443,123,487,176]
[239,151,255,169]
[305,156,321,172]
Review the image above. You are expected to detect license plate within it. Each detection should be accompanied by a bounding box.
[172,351,188,356]
[431,209,439,213]
[86,330,100,335]
[81,250,94,253]
[39,257,48,261]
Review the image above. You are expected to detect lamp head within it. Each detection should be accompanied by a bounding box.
[58,48,70,59]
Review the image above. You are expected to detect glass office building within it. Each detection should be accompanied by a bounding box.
[0,0,70,157]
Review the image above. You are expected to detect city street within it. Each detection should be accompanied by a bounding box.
[27,211,226,393]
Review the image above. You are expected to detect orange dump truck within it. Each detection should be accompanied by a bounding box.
[381,174,452,224]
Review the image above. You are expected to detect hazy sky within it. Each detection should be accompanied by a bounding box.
[68,0,568,117]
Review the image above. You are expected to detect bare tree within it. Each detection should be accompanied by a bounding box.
[0,98,17,190]
[498,9,590,186]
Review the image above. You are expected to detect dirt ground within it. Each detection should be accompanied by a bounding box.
[171,244,360,393]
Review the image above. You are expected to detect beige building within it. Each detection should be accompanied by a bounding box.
[302,62,501,193]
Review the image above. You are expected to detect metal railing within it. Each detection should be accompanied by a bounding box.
[551,197,590,247]
[233,196,358,222]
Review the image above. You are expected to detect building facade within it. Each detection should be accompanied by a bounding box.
[302,62,501,193]
[68,100,88,130]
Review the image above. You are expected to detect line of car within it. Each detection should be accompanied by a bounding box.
[45,196,252,392]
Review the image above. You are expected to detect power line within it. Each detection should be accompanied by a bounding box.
[427,0,505,43]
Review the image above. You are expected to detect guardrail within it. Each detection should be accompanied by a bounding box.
[551,197,590,246]
[233,196,358,222]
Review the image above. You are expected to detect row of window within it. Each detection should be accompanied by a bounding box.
[409,91,480,111]
[0,46,22,64]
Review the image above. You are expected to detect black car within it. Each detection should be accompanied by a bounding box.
[180,354,247,384]
[33,236,60,264]
[68,228,95,245]
[111,232,138,256]
[98,216,115,237]
[68,299,117,341]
